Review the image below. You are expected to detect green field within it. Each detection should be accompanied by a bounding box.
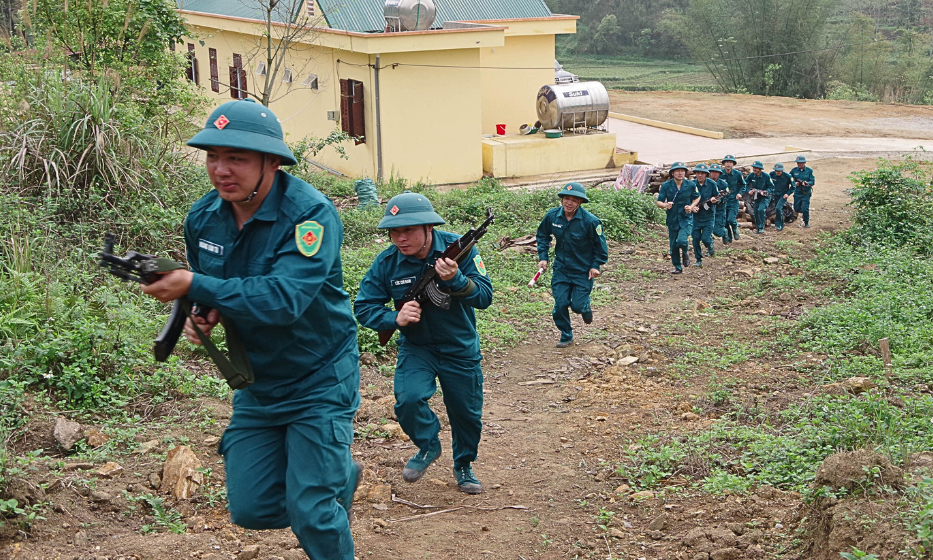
[558,55,719,92]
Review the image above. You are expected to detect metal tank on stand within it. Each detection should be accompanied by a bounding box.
[536,81,610,134]
[384,0,437,32]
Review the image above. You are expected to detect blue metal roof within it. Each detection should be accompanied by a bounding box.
[320,0,552,33]
[176,0,294,23]
[178,0,553,33]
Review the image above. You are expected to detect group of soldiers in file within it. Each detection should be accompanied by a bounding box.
[656,155,816,273]
[139,96,818,559]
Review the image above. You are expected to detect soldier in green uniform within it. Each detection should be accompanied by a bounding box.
[536,183,609,348]
[769,162,796,231]
[656,162,700,274]
[790,155,815,228]
[141,99,361,560]
[746,161,774,234]
[720,155,746,242]
[354,193,493,494]
[709,163,730,243]
[690,163,718,267]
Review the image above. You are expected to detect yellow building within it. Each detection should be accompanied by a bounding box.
[176,0,582,184]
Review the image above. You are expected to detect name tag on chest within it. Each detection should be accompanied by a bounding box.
[198,239,224,256]
[392,276,416,287]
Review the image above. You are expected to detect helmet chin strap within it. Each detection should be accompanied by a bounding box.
[420,225,431,255]
[237,154,266,204]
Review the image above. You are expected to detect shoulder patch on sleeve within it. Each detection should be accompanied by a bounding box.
[296,221,324,257]
[473,254,487,276]
[596,224,603,236]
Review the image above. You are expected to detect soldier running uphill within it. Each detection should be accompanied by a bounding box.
[691,163,719,267]
[769,162,796,232]
[535,182,608,348]
[656,162,700,274]
[790,155,815,228]
[746,161,774,234]
[720,155,747,242]
[354,192,493,495]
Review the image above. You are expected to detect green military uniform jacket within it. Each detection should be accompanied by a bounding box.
[657,178,700,229]
[770,172,796,198]
[354,230,494,358]
[790,166,815,196]
[721,169,747,201]
[186,170,358,399]
[694,178,719,224]
[536,206,608,286]
[746,171,774,199]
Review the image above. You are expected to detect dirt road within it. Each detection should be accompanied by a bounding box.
[1,158,876,560]
[610,91,933,140]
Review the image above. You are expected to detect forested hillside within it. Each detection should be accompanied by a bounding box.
[548,0,933,103]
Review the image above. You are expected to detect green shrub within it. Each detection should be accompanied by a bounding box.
[846,159,933,254]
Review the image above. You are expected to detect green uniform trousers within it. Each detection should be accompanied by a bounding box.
[692,219,715,261]
[552,279,593,343]
[725,198,740,240]
[774,196,788,230]
[754,197,770,233]
[395,347,484,466]
[794,194,811,225]
[713,204,727,239]
[668,222,691,270]
[220,355,360,560]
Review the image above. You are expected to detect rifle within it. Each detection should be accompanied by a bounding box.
[378,209,495,346]
[98,233,253,389]
[794,179,812,194]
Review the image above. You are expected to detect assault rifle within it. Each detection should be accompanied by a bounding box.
[98,233,253,389]
[98,233,211,361]
[378,209,495,346]
[794,179,812,193]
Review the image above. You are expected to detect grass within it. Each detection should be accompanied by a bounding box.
[558,54,719,92]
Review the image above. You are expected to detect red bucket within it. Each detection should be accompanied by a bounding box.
[496,124,506,135]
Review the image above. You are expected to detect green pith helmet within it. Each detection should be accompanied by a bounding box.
[670,161,688,172]
[722,154,737,164]
[752,160,764,169]
[188,99,298,166]
[558,182,589,202]
[709,163,723,173]
[378,191,446,229]
[795,155,807,163]
[773,162,785,171]
[693,163,710,174]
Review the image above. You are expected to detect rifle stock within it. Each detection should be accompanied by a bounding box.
[377,209,495,346]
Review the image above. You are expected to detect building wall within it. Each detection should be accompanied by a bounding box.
[373,48,484,185]
[479,34,554,136]
[182,21,547,184]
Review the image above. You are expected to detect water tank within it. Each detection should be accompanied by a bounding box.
[536,82,610,130]
[385,0,436,32]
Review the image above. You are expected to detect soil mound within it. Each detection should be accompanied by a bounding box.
[800,450,908,560]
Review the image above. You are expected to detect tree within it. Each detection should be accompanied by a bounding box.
[684,0,836,98]
[24,0,188,73]
[592,14,622,54]
[233,0,327,107]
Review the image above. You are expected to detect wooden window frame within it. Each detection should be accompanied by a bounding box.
[186,43,199,85]
[340,78,365,145]
[229,53,248,99]
[209,48,219,92]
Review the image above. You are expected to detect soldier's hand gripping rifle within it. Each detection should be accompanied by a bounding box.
[98,233,253,389]
[378,209,495,346]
